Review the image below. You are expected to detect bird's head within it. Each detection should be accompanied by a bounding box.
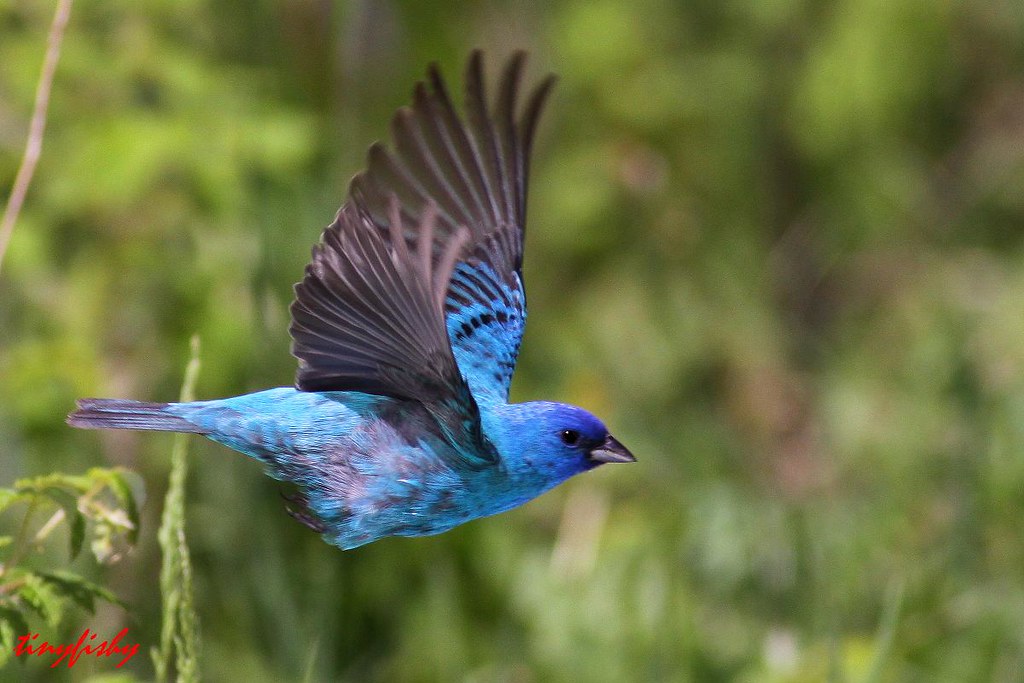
[491,402,635,483]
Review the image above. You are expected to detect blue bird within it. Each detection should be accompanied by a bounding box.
[68,51,635,550]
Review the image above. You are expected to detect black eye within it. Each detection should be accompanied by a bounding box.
[559,429,581,446]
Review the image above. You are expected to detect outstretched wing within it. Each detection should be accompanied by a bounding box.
[289,201,495,467]
[349,51,555,403]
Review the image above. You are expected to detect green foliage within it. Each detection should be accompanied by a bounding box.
[0,468,140,668]
[2,0,1024,681]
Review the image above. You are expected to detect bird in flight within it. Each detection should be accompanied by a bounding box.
[68,51,635,550]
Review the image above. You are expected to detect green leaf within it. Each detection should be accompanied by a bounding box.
[0,605,30,669]
[89,468,141,543]
[36,570,124,612]
[90,523,116,564]
[17,572,64,627]
[0,489,27,514]
[35,486,86,560]
[69,510,87,559]
[14,472,91,495]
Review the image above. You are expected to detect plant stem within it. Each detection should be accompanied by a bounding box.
[0,0,74,275]
[154,335,202,683]
[0,499,39,582]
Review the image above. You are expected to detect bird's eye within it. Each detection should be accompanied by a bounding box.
[559,429,581,447]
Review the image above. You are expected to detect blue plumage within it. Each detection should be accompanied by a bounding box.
[68,51,634,550]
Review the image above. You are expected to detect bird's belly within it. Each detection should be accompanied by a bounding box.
[309,465,534,550]
[314,483,477,549]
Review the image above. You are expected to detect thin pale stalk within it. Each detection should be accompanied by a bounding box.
[0,0,74,275]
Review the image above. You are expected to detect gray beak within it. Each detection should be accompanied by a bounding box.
[588,434,636,464]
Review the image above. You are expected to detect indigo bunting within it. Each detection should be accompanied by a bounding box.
[68,51,635,550]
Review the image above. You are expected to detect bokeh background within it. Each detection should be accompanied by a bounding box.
[3,0,1024,681]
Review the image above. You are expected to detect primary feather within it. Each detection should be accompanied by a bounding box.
[68,51,634,550]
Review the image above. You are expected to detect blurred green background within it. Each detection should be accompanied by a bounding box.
[3,0,1024,681]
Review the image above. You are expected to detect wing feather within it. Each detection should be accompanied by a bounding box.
[346,51,555,401]
[288,51,555,463]
[289,203,494,467]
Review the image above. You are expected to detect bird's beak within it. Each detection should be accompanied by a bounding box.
[589,434,636,464]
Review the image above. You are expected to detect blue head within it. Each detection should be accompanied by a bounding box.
[488,401,635,487]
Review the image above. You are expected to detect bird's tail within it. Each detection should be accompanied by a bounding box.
[67,398,208,434]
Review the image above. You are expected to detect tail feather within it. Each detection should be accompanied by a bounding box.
[67,398,207,434]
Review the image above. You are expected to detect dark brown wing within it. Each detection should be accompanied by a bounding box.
[348,50,555,401]
[288,51,555,463]
[289,201,495,467]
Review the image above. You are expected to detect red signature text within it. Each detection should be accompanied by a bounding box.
[14,628,139,668]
